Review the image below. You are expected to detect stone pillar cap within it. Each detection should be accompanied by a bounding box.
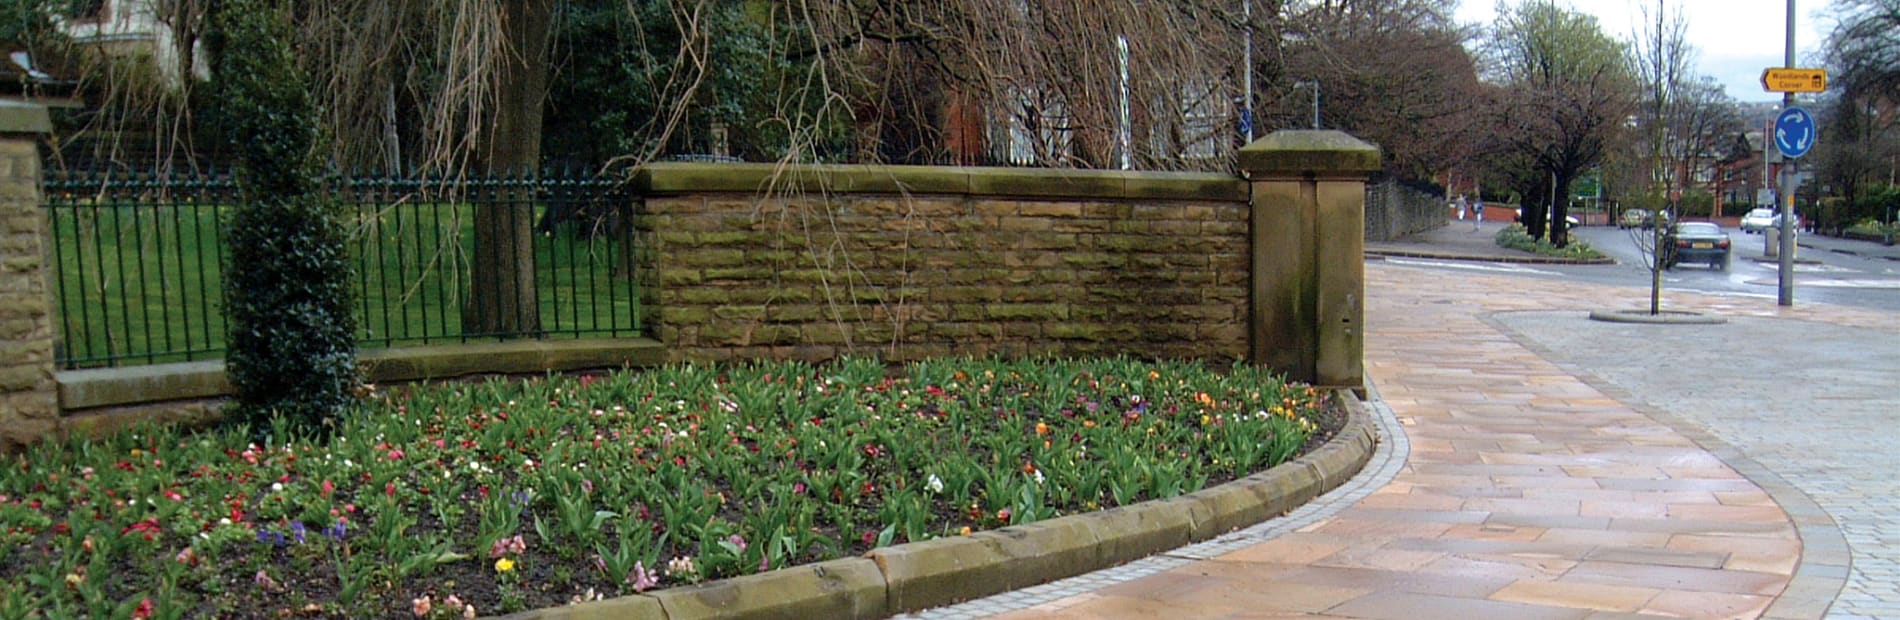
[1237,130,1380,176]
[0,100,52,135]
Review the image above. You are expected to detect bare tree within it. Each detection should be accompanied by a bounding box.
[1277,0,1483,180]
[1819,0,1900,229]
[1482,0,1634,246]
[1628,1,1736,220]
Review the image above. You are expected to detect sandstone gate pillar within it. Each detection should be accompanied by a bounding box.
[1238,130,1380,389]
[0,101,55,449]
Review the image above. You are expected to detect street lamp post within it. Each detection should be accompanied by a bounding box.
[1293,80,1319,129]
[1238,0,1254,142]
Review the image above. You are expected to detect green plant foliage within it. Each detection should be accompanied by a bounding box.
[541,0,848,164]
[0,1,59,49]
[205,0,357,433]
[0,357,1329,617]
[1493,223,1606,260]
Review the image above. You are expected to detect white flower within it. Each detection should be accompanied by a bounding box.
[926,474,944,494]
[668,556,697,576]
[271,483,284,493]
[1033,470,1045,484]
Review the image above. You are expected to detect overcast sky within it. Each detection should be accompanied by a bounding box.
[1453,0,1834,103]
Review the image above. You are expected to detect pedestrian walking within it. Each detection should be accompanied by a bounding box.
[1473,197,1485,231]
[1455,195,1467,221]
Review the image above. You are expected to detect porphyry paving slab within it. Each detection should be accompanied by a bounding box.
[1495,310,1899,619]
[909,264,1838,619]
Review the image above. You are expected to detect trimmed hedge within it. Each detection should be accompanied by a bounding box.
[206,0,358,432]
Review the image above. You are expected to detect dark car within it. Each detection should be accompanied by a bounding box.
[1661,221,1731,270]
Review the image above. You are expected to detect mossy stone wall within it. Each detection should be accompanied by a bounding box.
[632,164,1252,363]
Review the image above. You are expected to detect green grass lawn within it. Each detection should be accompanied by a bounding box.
[46,198,639,368]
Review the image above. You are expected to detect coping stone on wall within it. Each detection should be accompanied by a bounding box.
[1237,130,1381,177]
[56,338,665,411]
[631,162,1246,202]
[0,101,52,135]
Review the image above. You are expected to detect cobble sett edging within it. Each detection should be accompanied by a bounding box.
[493,391,1377,620]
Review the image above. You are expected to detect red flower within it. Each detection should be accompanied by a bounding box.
[321,480,334,497]
[386,449,405,461]
[121,518,162,541]
[131,598,153,620]
[385,482,397,496]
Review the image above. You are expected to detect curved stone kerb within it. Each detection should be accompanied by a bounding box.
[493,390,1376,620]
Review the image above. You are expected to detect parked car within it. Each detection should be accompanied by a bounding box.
[1618,209,1648,229]
[1642,209,1674,229]
[1661,221,1731,270]
[1618,209,1672,229]
[1740,208,1776,233]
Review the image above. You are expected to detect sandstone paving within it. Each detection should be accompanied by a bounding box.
[905,262,1900,619]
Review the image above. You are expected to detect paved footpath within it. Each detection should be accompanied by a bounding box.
[909,262,1900,619]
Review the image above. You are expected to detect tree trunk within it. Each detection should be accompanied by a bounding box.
[1523,175,1549,240]
[1550,171,1572,247]
[466,0,553,337]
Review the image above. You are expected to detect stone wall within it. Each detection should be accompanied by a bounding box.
[0,116,56,448]
[633,165,1252,363]
[1364,178,1446,242]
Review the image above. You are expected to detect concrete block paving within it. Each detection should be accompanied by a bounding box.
[903,262,1900,619]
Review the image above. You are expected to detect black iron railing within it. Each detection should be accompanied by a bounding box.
[43,168,640,369]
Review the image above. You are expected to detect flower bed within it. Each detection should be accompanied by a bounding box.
[1494,223,1608,260]
[0,357,1328,619]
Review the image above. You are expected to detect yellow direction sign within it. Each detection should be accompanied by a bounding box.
[1761,68,1828,93]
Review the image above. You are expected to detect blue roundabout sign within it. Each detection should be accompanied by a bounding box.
[1774,106,1816,159]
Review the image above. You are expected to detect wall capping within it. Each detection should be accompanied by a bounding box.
[0,101,52,135]
[57,338,665,411]
[630,162,1247,202]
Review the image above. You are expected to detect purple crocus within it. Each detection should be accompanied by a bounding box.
[288,521,307,544]
[323,521,347,541]
[256,529,285,547]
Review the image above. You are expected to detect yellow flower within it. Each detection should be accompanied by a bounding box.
[958,526,972,536]
[494,557,516,573]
